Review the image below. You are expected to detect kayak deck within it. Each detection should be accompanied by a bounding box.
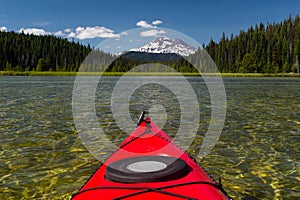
[72,116,231,199]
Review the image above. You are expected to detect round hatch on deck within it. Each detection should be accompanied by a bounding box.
[106,156,191,183]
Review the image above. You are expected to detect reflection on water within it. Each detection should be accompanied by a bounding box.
[0,76,299,199]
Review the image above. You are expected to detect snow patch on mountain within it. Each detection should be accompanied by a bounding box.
[130,36,196,56]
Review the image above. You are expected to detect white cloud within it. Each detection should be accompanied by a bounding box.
[53,30,66,37]
[136,20,163,28]
[64,28,72,33]
[14,25,122,40]
[67,32,76,38]
[18,28,51,36]
[70,26,120,39]
[136,20,155,28]
[75,26,85,33]
[152,20,162,25]
[140,29,166,37]
[0,26,7,32]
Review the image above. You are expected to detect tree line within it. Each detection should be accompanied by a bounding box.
[0,31,92,71]
[205,14,300,73]
[105,51,196,73]
[1,15,300,74]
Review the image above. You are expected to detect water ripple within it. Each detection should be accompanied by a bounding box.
[0,76,299,199]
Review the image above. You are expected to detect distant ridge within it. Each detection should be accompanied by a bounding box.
[107,51,195,72]
[121,51,182,62]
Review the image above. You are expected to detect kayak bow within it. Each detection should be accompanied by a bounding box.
[72,112,231,200]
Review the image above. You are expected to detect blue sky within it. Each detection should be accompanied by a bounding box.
[0,0,299,47]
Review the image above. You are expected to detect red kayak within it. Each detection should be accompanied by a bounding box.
[72,112,231,200]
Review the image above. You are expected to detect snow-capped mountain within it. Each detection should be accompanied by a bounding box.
[130,36,196,57]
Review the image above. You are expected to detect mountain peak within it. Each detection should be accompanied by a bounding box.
[130,36,196,56]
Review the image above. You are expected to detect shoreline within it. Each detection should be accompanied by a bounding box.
[0,71,299,77]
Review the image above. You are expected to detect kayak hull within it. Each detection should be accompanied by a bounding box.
[72,118,230,200]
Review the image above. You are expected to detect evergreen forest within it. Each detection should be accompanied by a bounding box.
[205,15,300,73]
[0,15,299,74]
[0,31,92,72]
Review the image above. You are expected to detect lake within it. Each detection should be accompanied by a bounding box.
[0,76,299,199]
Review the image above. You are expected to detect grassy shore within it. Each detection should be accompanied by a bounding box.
[0,71,79,76]
[220,73,300,77]
[0,71,299,77]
